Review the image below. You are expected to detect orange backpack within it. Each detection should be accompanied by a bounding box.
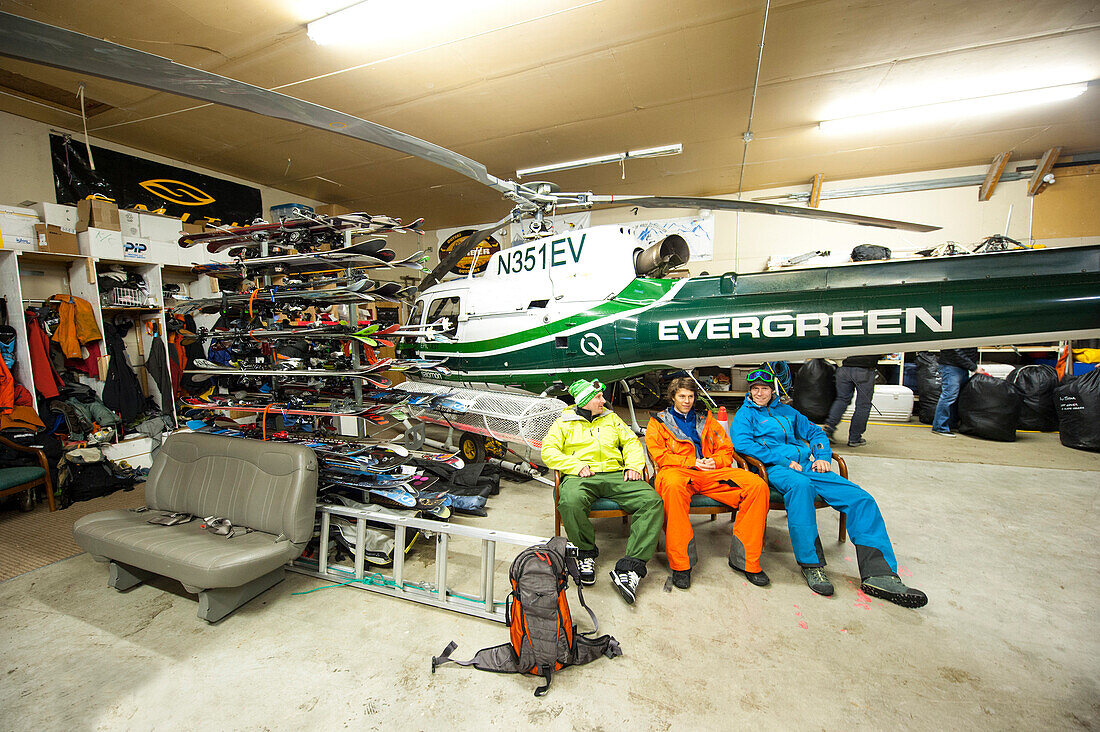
[432,536,621,696]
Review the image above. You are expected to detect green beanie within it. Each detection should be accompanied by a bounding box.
[568,378,604,408]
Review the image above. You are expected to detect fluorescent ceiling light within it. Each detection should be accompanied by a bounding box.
[819,82,1089,135]
[306,0,600,46]
[517,143,683,178]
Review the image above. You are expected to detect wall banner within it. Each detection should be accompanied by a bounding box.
[50,133,262,226]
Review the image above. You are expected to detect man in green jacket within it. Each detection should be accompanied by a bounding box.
[542,378,663,604]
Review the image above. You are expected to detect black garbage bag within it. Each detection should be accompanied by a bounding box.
[851,244,891,261]
[792,359,836,423]
[1006,365,1059,431]
[958,374,1022,441]
[916,351,941,424]
[1054,366,1100,452]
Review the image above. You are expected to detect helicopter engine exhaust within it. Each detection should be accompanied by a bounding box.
[635,234,690,277]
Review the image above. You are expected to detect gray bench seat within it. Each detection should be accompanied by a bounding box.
[73,432,318,622]
[73,512,298,589]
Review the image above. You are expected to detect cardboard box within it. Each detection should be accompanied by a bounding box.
[120,235,152,262]
[102,435,156,470]
[120,209,142,239]
[25,202,77,233]
[34,223,79,255]
[0,205,39,250]
[76,198,121,232]
[145,238,180,266]
[77,227,124,258]
[139,211,185,244]
[181,221,205,235]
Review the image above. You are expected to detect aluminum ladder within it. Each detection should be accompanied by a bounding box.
[289,503,548,623]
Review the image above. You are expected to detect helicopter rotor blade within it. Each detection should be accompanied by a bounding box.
[558,195,941,233]
[0,12,511,194]
[418,214,513,293]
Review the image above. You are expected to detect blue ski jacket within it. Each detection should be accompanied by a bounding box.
[731,392,832,469]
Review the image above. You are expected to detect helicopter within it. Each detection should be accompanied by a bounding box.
[406,226,1100,392]
[3,14,1098,416]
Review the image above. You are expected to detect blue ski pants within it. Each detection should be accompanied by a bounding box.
[767,463,898,580]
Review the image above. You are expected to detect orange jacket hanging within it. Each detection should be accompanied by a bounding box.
[0,356,13,414]
[48,294,103,360]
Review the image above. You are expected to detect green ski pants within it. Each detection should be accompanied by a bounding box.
[557,472,664,562]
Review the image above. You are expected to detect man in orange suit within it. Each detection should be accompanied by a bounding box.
[645,377,770,590]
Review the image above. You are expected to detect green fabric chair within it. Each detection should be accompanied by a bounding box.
[0,435,56,512]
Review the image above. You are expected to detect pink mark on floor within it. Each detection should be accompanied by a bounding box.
[854,586,873,610]
[898,565,913,577]
[798,621,808,629]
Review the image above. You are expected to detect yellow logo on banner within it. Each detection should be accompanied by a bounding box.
[138,179,216,206]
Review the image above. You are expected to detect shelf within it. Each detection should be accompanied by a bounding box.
[979,346,1060,352]
[101,306,162,313]
[14,250,90,265]
[162,264,201,275]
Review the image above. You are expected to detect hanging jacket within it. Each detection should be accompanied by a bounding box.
[841,354,883,368]
[645,408,734,469]
[938,348,979,371]
[144,335,173,412]
[731,391,832,469]
[48,294,103,360]
[25,311,66,400]
[0,355,14,414]
[101,321,144,423]
[541,407,645,475]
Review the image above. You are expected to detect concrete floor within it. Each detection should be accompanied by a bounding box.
[1,428,1098,729]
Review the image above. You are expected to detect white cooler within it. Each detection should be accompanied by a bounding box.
[981,363,1015,380]
[841,385,914,422]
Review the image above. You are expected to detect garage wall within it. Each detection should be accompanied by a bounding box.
[0,110,325,218]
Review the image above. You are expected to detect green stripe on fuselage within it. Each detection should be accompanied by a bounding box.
[421,277,675,354]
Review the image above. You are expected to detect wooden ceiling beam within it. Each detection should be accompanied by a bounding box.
[978,152,1011,201]
[1027,147,1062,197]
[808,173,824,208]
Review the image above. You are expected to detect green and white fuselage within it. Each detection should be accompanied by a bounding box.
[409,226,1100,390]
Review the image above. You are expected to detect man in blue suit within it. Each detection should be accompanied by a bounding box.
[731,368,927,608]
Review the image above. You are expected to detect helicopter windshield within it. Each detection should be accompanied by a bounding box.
[426,296,461,337]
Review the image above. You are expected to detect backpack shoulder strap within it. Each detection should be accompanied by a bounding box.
[431,641,520,675]
[571,633,623,666]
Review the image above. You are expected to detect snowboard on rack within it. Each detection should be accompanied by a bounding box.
[183,366,394,388]
[181,213,424,251]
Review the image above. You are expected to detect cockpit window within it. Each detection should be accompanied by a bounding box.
[426,296,461,336]
[408,301,424,327]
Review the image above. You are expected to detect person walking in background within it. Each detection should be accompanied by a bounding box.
[824,354,882,447]
[933,348,980,437]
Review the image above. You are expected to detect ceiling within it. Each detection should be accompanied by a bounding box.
[1,0,1098,228]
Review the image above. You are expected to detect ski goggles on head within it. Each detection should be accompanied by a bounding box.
[745,369,775,386]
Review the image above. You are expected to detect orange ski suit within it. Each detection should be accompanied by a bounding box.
[645,408,769,573]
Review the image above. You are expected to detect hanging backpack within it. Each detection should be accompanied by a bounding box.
[431,536,622,696]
